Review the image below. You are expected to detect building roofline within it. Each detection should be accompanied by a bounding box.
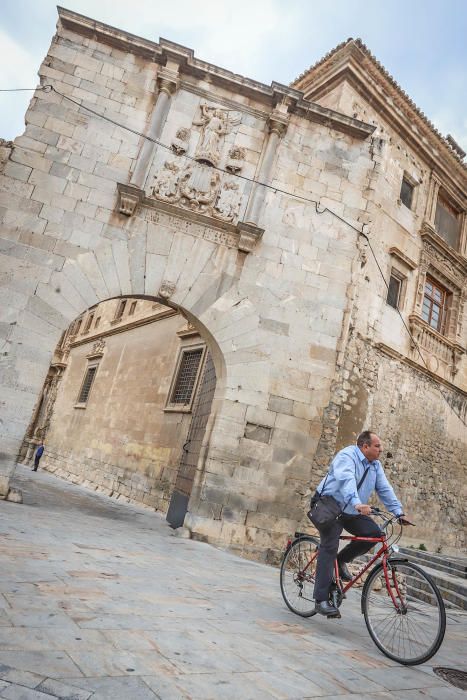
[56,7,374,140]
[293,38,466,181]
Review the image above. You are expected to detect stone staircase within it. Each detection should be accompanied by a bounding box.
[399,547,467,611]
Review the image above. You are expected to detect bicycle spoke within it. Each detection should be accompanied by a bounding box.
[363,561,445,665]
[280,537,319,617]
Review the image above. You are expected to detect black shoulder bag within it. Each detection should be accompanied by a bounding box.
[307,465,371,528]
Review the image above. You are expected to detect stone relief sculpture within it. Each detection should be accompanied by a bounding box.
[148,103,246,223]
[87,338,106,358]
[179,164,220,213]
[171,127,190,155]
[213,181,241,222]
[151,160,181,203]
[226,146,246,174]
[149,160,242,223]
[158,280,176,299]
[193,103,241,167]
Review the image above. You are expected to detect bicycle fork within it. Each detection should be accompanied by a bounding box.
[383,559,408,614]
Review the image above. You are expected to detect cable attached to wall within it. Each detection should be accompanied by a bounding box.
[1,84,466,426]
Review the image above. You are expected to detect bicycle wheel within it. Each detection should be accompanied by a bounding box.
[280,536,319,617]
[362,559,446,665]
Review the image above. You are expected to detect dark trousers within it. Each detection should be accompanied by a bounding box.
[314,514,382,602]
[33,456,41,471]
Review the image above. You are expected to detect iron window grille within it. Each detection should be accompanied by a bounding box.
[76,364,98,405]
[166,345,206,411]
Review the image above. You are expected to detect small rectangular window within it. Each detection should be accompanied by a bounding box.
[114,299,127,320]
[129,301,137,315]
[94,316,101,328]
[421,277,449,334]
[435,195,460,249]
[170,348,204,406]
[386,274,402,309]
[77,365,98,404]
[84,313,94,332]
[400,178,414,209]
[74,319,82,335]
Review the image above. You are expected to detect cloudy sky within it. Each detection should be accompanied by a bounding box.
[1,0,466,151]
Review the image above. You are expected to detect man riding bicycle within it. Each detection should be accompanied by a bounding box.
[312,430,412,617]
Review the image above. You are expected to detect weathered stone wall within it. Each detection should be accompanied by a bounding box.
[0,10,374,548]
[1,11,465,558]
[310,332,467,553]
[34,299,202,511]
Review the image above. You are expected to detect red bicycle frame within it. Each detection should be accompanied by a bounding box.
[335,533,398,601]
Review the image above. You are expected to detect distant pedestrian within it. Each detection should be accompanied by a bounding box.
[33,442,44,471]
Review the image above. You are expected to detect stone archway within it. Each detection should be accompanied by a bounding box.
[1,228,251,532]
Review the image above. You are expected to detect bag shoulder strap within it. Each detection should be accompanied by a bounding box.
[357,464,371,490]
[318,460,371,499]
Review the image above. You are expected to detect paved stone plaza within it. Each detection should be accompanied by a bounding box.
[0,466,465,699]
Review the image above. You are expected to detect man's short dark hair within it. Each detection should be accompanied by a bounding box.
[357,430,375,448]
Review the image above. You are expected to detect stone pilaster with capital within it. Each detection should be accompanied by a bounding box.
[244,107,289,227]
[128,64,180,195]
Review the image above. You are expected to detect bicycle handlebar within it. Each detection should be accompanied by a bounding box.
[370,508,415,526]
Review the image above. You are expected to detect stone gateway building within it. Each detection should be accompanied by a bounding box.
[1,8,466,558]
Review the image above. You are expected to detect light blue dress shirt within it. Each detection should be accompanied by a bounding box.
[317,445,403,516]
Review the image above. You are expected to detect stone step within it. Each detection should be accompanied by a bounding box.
[399,547,467,578]
[356,552,467,611]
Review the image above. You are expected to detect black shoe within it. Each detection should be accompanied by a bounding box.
[338,561,353,582]
[315,600,340,617]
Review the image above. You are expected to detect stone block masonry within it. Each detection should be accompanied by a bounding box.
[1,8,465,559]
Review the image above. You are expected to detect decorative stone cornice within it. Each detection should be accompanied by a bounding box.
[388,246,417,270]
[57,7,374,141]
[70,308,178,348]
[268,111,289,137]
[116,182,265,254]
[375,341,467,395]
[157,67,180,96]
[117,183,144,216]
[420,222,467,285]
[237,222,264,253]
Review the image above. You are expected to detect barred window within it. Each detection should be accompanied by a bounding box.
[170,348,204,405]
[77,365,98,405]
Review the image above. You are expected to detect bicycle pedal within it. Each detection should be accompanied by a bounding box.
[326,611,341,619]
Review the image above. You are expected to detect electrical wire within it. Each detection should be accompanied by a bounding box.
[1,83,466,426]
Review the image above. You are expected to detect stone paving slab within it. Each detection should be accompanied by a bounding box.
[0,465,465,699]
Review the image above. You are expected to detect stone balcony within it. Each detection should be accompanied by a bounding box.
[409,314,465,380]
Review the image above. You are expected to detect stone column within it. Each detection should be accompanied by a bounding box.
[130,65,180,191]
[244,107,289,226]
